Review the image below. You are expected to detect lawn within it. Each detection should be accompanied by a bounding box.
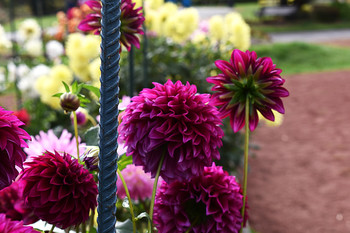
[251,42,350,74]
[235,2,350,33]
[2,15,57,32]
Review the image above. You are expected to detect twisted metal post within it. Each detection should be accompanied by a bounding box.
[97,0,121,232]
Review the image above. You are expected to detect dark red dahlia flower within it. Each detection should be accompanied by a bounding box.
[20,151,98,229]
[0,106,31,190]
[0,181,38,225]
[78,0,145,51]
[207,49,289,132]
[0,213,40,233]
[154,164,247,233]
[118,80,224,183]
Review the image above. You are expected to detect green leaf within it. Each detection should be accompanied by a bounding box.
[135,212,150,221]
[87,227,97,233]
[52,93,63,98]
[62,81,70,92]
[82,84,101,98]
[118,154,132,171]
[116,219,134,233]
[72,81,78,94]
[84,125,100,146]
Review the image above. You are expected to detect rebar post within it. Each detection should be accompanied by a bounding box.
[97,0,121,232]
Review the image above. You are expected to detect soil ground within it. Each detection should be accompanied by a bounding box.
[247,68,350,233]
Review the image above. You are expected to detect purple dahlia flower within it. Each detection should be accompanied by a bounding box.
[118,80,224,183]
[0,213,40,233]
[0,181,38,225]
[78,0,145,51]
[154,164,247,233]
[0,106,31,190]
[117,164,154,201]
[20,151,98,229]
[207,49,289,132]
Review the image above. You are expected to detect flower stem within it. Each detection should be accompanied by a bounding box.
[82,222,86,233]
[49,224,55,233]
[148,154,165,233]
[185,216,199,233]
[75,224,80,233]
[240,98,250,233]
[73,111,80,163]
[86,113,97,126]
[117,168,136,233]
[89,208,95,232]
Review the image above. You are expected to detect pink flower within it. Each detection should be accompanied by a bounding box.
[0,213,40,233]
[78,0,145,51]
[24,129,86,159]
[118,80,224,183]
[117,164,154,201]
[20,151,98,229]
[70,108,88,126]
[207,49,289,132]
[154,164,247,233]
[0,106,31,190]
[0,181,38,225]
[119,95,131,111]
[12,109,30,127]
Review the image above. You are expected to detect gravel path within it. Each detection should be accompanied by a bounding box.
[247,69,350,233]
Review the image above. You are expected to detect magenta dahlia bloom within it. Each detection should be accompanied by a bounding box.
[154,164,247,233]
[0,106,31,190]
[0,181,38,225]
[207,49,289,132]
[78,0,102,34]
[0,214,40,233]
[117,164,154,201]
[20,151,98,229]
[118,80,224,183]
[78,0,145,51]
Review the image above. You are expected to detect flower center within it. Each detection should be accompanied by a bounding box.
[224,75,264,105]
[183,198,208,227]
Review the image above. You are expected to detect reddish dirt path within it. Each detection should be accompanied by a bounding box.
[247,69,350,233]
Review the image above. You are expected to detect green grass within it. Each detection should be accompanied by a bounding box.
[235,2,350,33]
[3,15,57,31]
[235,2,260,23]
[251,42,350,74]
[251,21,350,33]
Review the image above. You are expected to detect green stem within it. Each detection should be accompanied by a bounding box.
[240,98,250,233]
[89,208,95,232]
[117,168,136,233]
[86,113,97,126]
[184,216,199,233]
[49,225,55,233]
[73,111,80,163]
[82,222,86,233]
[148,154,165,233]
[75,224,80,233]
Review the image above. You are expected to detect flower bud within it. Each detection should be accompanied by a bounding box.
[83,147,99,172]
[60,92,80,113]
